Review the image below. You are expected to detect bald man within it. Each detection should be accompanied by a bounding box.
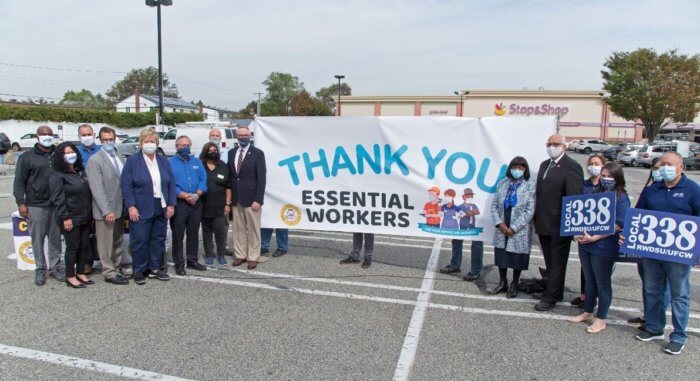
[534,134,584,311]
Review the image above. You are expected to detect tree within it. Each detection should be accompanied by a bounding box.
[105,67,179,103]
[602,48,700,143]
[316,82,352,112]
[290,90,332,116]
[260,72,304,116]
[60,89,112,108]
[238,100,258,118]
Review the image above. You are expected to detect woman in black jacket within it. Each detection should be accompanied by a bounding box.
[50,142,93,288]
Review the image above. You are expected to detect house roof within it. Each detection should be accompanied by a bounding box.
[204,105,237,114]
[140,94,198,110]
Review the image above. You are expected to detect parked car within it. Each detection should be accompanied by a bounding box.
[566,140,580,151]
[12,133,62,151]
[115,136,141,157]
[115,134,129,143]
[0,132,11,154]
[160,127,237,156]
[636,141,690,167]
[575,139,610,154]
[617,145,644,166]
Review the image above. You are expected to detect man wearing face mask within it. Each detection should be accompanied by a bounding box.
[533,134,584,311]
[77,124,101,273]
[631,152,700,355]
[228,126,266,270]
[169,135,208,275]
[13,125,65,285]
[208,128,229,164]
[440,188,484,281]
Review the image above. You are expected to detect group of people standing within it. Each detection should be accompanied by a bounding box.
[13,127,698,355]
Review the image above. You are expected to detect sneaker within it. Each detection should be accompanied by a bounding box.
[260,248,270,256]
[361,258,372,269]
[635,330,665,342]
[463,272,480,281]
[175,266,187,276]
[340,256,360,265]
[664,341,685,355]
[628,316,645,325]
[154,270,170,281]
[205,257,214,266]
[133,273,146,285]
[217,256,228,266]
[34,270,47,286]
[439,266,460,274]
[272,250,287,258]
[186,262,207,271]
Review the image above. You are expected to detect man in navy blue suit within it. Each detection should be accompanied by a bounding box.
[228,126,266,270]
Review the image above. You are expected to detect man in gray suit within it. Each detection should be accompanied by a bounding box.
[86,127,129,285]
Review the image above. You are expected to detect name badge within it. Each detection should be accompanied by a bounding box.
[217,174,225,180]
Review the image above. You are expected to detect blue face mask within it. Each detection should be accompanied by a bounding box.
[238,137,250,147]
[510,168,524,180]
[651,170,662,183]
[659,166,677,182]
[102,142,115,152]
[177,146,191,157]
[600,177,616,191]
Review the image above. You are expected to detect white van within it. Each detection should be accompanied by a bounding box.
[159,126,236,156]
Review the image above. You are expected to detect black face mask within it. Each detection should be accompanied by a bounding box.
[206,152,220,161]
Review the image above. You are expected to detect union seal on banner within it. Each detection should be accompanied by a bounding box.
[281,204,302,226]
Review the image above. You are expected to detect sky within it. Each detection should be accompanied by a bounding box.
[0,0,698,110]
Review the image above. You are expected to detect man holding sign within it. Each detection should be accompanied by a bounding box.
[629,152,700,355]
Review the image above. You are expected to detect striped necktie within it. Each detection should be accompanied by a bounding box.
[236,149,245,175]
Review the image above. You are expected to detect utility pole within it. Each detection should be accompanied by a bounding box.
[254,92,263,116]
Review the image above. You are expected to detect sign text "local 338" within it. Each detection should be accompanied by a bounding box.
[560,192,616,236]
[620,208,700,266]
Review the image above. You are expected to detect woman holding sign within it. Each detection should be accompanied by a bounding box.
[489,156,536,298]
[569,162,630,333]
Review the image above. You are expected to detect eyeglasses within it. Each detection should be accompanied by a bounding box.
[545,143,564,147]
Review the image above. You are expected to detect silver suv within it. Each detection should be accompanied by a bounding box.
[635,143,677,167]
[575,139,610,154]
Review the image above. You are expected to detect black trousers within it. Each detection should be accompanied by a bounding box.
[170,199,202,267]
[63,223,90,278]
[538,234,573,303]
[202,216,227,258]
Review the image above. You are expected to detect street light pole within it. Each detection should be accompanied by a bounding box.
[334,75,345,116]
[254,92,262,116]
[454,91,464,117]
[146,0,172,132]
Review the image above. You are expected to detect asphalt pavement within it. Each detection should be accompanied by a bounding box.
[0,152,698,380]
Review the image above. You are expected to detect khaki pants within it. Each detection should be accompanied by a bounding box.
[95,218,125,279]
[232,205,261,261]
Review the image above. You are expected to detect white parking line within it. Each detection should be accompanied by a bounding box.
[0,344,195,380]
[177,273,700,334]
[393,237,442,381]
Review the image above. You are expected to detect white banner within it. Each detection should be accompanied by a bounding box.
[253,116,556,242]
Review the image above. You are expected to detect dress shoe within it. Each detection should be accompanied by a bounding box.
[272,250,287,258]
[34,270,47,286]
[247,261,257,270]
[340,256,360,265]
[488,280,508,294]
[187,262,207,271]
[439,266,460,274]
[507,281,519,299]
[77,277,95,285]
[534,300,556,311]
[570,296,585,307]
[232,258,246,267]
[531,292,543,300]
[49,270,66,282]
[66,280,86,289]
[105,275,129,285]
[361,258,372,269]
[462,272,480,282]
[175,266,187,276]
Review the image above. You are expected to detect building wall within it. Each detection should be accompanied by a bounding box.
[342,103,376,116]
[379,103,414,116]
[421,103,457,116]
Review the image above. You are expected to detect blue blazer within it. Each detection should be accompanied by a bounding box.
[121,153,177,219]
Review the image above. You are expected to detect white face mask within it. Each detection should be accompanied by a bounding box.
[464,198,474,204]
[80,136,95,147]
[142,143,157,154]
[547,146,564,159]
[444,197,454,204]
[210,138,222,146]
[64,153,78,165]
[587,165,602,177]
[428,193,438,202]
[38,135,54,147]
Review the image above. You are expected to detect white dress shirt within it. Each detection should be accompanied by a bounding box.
[143,152,166,208]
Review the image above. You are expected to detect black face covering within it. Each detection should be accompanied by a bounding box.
[206,152,220,161]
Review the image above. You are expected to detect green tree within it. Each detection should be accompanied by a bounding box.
[316,82,352,112]
[106,67,179,103]
[290,90,332,116]
[60,89,112,108]
[238,100,258,118]
[260,72,304,116]
[602,48,700,143]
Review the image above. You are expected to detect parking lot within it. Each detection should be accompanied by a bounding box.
[0,152,698,380]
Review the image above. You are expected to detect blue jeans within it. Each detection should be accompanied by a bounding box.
[579,247,615,319]
[642,258,692,344]
[130,200,167,274]
[637,262,670,315]
[449,240,483,274]
[261,228,289,252]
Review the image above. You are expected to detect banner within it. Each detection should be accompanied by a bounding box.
[560,192,616,236]
[620,208,700,266]
[253,116,556,242]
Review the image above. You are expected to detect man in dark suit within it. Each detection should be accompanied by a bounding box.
[228,126,266,270]
[534,134,584,311]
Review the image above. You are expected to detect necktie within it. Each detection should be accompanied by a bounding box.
[109,153,120,172]
[236,149,245,176]
[543,159,556,179]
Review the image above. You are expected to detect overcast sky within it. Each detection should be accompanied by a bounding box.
[0,0,698,110]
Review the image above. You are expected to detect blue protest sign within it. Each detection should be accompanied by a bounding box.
[560,192,616,236]
[620,208,700,266]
